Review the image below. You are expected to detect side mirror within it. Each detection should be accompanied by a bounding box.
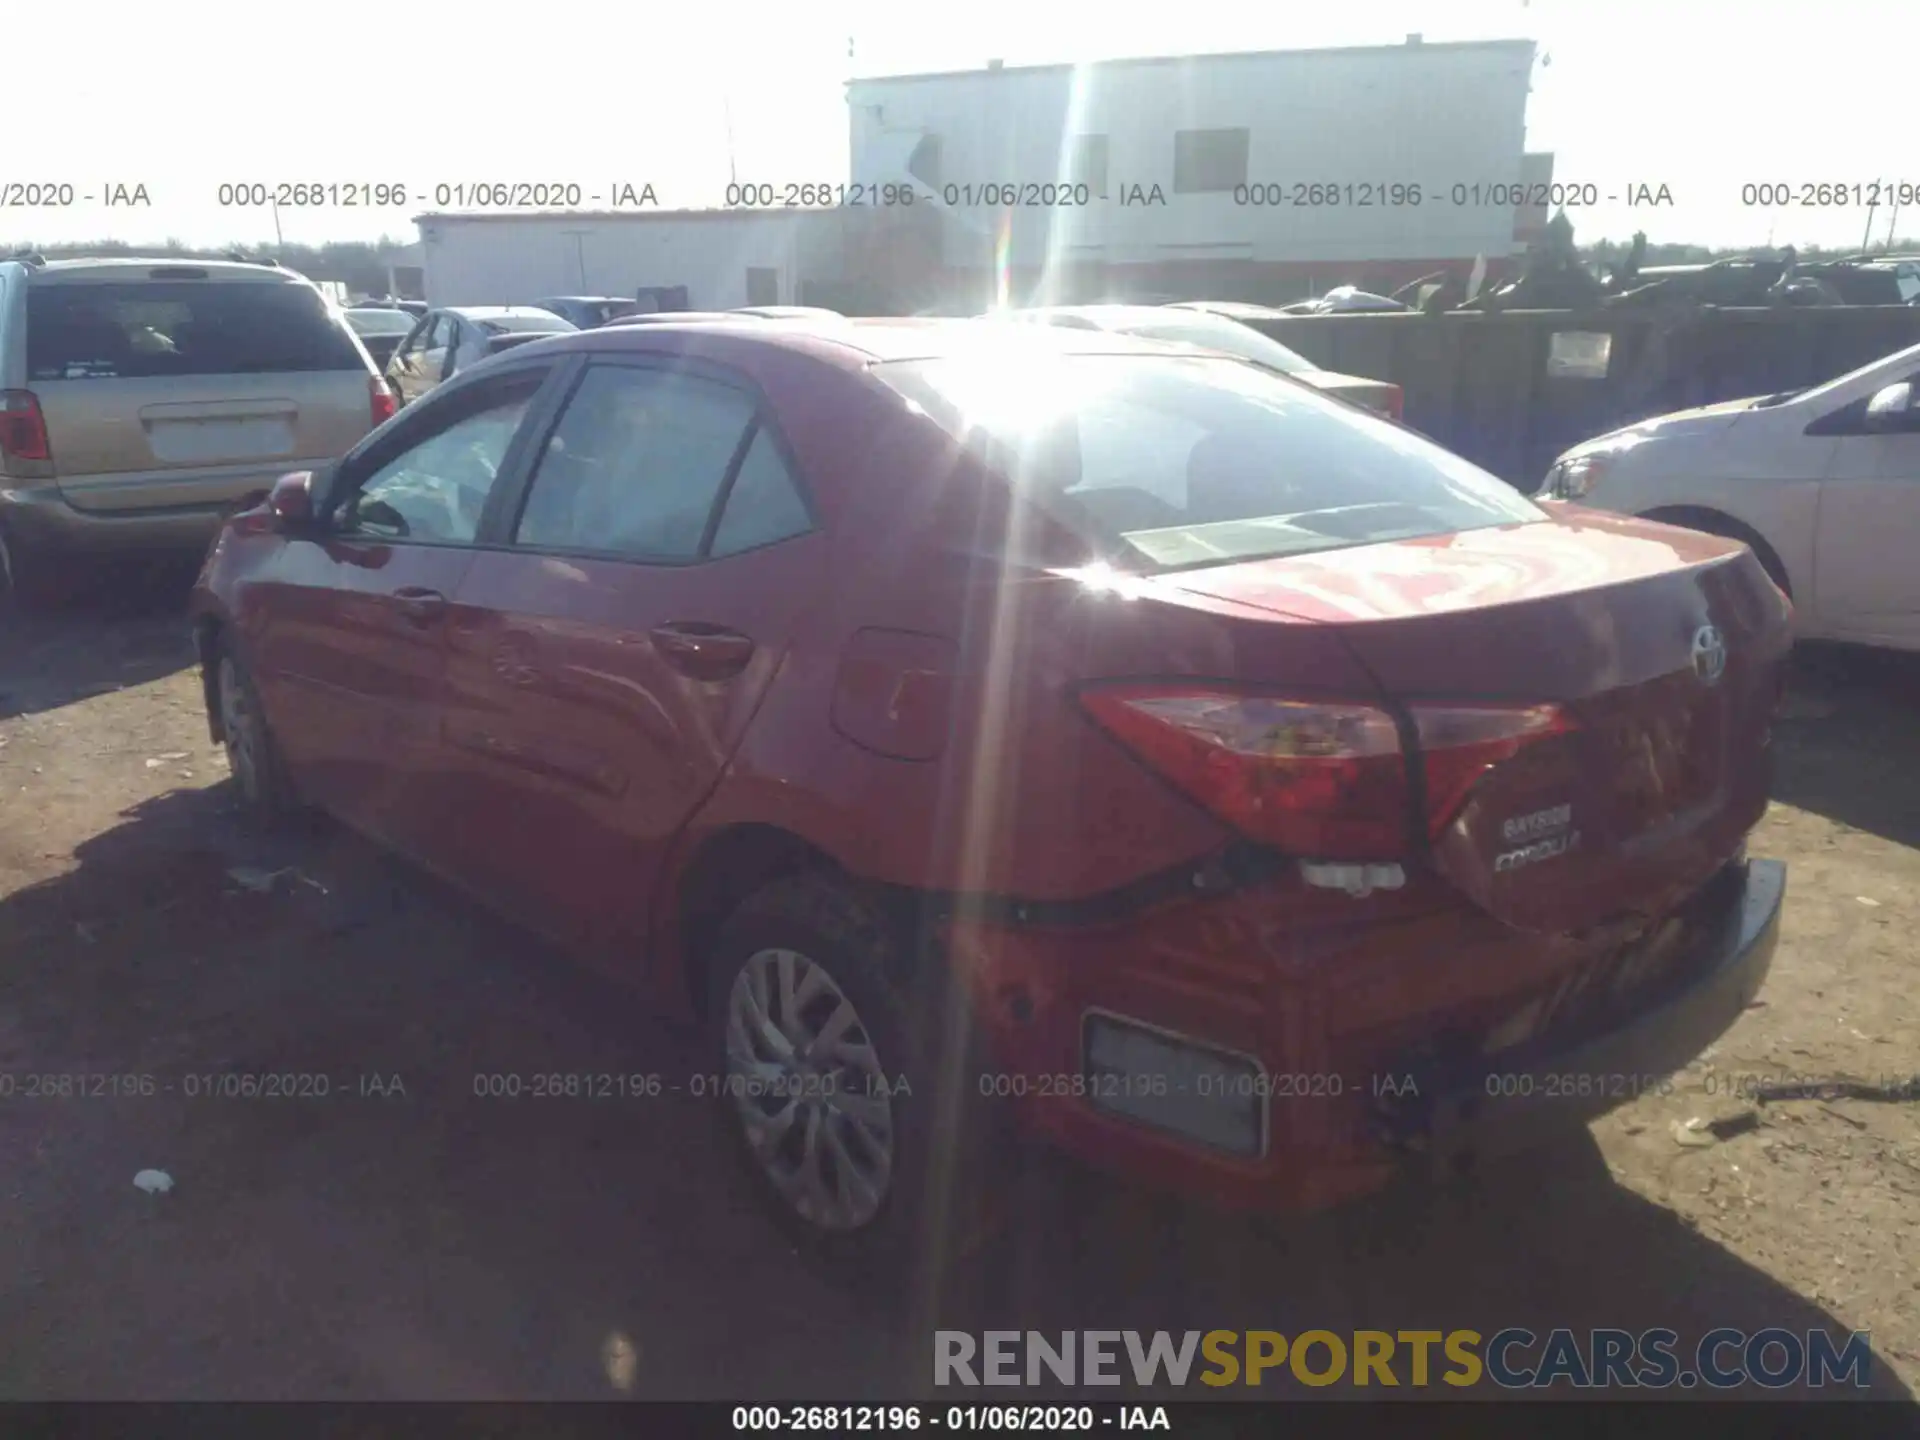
[1864,381,1917,433]
[266,471,316,528]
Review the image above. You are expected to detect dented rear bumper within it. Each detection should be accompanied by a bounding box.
[945,852,1783,1215]
[1374,858,1785,1166]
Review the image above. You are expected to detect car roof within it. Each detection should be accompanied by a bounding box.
[535,315,1196,370]
[446,305,565,320]
[536,295,630,304]
[15,257,305,285]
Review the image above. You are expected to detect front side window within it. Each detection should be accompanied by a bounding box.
[340,380,541,542]
[878,354,1542,572]
[514,365,760,560]
[392,317,429,360]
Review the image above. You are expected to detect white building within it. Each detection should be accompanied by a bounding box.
[414,38,1548,314]
[414,209,844,310]
[848,37,1543,298]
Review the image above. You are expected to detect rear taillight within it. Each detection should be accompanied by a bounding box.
[1381,386,1404,423]
[370,376,397,427]
[1080,688,1409,857]
[0,389,51,462]
[1412,703,1576,838]
[1079,686,1575,860]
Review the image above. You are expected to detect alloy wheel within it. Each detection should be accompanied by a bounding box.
[725,947,895,1231]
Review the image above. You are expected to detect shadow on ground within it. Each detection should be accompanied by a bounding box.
[0,565,200,722]
[0,783,1908,1401]
[1772,642,1920,849]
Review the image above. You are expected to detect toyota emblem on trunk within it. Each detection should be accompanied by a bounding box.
[1691,624,1727,685]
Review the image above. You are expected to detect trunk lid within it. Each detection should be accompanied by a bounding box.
[1161,511,1791,933]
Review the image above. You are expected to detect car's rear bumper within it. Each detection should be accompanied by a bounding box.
[945,855,1784,1215]
[1373,857,1783,1167]
[3,484,242,556]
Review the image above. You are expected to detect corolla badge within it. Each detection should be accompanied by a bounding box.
[1691,624,1727,686]
[1494,804,1579,873]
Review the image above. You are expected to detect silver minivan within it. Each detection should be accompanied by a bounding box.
[0,255,393,609]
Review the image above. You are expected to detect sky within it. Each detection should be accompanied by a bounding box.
[7,0,1911,253]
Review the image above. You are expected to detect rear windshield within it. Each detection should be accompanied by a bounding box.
[587,300,643,324]
[479,312,578,334]
[345,308,416,336]
[879,354,1542,572]
[26,280,365,380]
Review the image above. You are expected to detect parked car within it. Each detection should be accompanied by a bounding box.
[731,306,844,320]
[191,317,1788,1268]
[353,296,427,318]
[600,312,836,330]
[1540,338,1920,652]
[383,306,575,406]
[342,306,418,369]
[0,255,393,611]
[1278,285,1410,315]
[996,304,1403,418]
[534,296,649,329]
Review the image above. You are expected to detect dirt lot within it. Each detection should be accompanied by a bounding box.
[1,586,1916,1401]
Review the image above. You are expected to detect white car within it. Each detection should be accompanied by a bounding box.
[1540,340,1920,651]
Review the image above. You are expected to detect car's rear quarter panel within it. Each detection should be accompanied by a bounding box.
[681,374,1252,905]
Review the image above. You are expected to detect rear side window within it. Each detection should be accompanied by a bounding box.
[711,429,810,557]
[515,365,758,560]
[879,354,1542,572]
[25,281,364,380]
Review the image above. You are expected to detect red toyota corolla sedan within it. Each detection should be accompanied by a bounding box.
[190,317,1789,1269]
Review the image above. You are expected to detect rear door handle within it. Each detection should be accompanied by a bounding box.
[649,623,755,680]
[394,587,447,625]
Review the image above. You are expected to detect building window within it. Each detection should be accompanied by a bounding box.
[746,268,779,306]
[907,134,943,188]
[1069,134,1109,198]
[1172,128,1249,194]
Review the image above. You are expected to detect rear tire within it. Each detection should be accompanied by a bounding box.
[214,642,300,824]
[706,875,1000,1311]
